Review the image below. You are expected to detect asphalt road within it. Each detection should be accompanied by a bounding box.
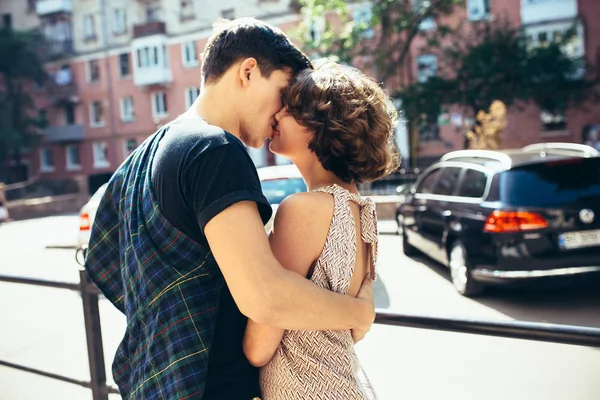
[0,216,598,399]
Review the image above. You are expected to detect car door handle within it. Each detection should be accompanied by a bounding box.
[441,210,452,220]
[418,206,427,212]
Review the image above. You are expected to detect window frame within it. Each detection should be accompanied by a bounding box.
[181,41,198,67]
[92,141,110,169]
[151,92,168,119]
[87,59,100,83]
[185,87,200,109]
[40,148,55,173]
[89,100,105,127]
[65,144,82,171]
[120,97,134,122]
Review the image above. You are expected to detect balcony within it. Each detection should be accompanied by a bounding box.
[521,0,577,26]
[44,39,75,60]
[42,124,84,143]
[132,34,172,87]
[45,67,78,104]
[36,0,72,16]
[133,21,166,39]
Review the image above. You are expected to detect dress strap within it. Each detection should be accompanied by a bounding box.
[313,184,378,278]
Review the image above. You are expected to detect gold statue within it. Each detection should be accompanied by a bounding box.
[465,100,507,150]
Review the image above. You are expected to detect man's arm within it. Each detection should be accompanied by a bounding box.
[204,198,374,332]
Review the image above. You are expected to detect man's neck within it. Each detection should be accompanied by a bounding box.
[192,84,241,139]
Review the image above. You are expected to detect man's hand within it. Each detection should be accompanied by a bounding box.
[352,275,375,343]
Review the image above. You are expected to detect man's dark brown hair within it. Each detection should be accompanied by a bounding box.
[284,60,400,183]
[201,18,313,84]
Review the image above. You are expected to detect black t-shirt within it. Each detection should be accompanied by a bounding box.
[151,116,272,400]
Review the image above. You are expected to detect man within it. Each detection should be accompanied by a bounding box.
[85,18,374,400]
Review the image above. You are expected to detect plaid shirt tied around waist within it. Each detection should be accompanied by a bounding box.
[85,128,225,399]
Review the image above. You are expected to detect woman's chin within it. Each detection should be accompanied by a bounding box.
[268,141,281,155]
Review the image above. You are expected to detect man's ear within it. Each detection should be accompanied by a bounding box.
[238,58,258,87]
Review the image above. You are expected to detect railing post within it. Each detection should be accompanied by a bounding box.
[79,269,110,400]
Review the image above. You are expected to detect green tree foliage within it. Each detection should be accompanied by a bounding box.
[298,0,465,81]
[0,28,48,180]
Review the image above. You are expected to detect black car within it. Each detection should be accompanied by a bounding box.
[400,143,600,296]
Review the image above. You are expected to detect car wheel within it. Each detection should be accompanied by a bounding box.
[448,242,484,297]
[396,213,403,235]
[402,229,418,256]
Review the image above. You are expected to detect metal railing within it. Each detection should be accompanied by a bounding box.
[1,272,600,400]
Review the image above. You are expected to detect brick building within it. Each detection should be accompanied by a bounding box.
[1,0,598,190]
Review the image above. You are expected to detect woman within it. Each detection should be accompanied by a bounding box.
[243,61,399,399]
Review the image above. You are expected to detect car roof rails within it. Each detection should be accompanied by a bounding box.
[522,142,600,158]
[440,150,512,167]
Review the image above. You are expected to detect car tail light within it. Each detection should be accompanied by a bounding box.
[484,211,548,233]
[80,212,91,231]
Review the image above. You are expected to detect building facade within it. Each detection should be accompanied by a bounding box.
[409,0,600,166]
[2,0,599,189]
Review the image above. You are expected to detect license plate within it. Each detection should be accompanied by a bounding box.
[558,229,600,250]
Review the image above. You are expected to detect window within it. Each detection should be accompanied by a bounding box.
[146,5,161,22]
[467,0,491,21]
[137,46,160,68]
[221,8,235,20]
[418,115,440,141]
[432,167,462,196]
[525,22,584,59]
[120,97,134,122]
[123,139,138,158]
[540,109,566,131]
[2,14,12,30]
[185,87,200,109]
[353,4,374,38]
[93,142,110,168]
[458,169,488,198]
[87,59,100,82]
[83,14,96,39]
[118,53,130,77]
[27,0,36,12]
[181,0,195,20]
[65,104,75,124]
[66,145,81,170]
[414,0,436,30]
[417,54,437,83]
[90,101,104,127]
[152,92,168,118]
[306,16,326,44]
[182,41,198,67]
[416,169,442,194]
[40,148,54,172]
[113,8,127,35]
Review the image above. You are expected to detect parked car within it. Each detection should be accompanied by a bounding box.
[394,183,415,235]
[75,164,306,265]
[257,163,307,231]
[400,142,600,297]
[75,183,108,265]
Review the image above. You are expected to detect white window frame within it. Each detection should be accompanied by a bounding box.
[123,139,138,158]
[112,8,127,35]
[83,14,96,39]
[185,87,200,109]
[137,46,160,69]
[118,53,130,77]
[182,41,198,67]
[152,92,168,119]
[65,144,82,171]
[86,59,99,83]
[467,0,491,21]
[180,0,196,20]
[416,54,437,83]
[93,142,110,169]
[40,148,55,172]
[120,97,134,122]
[89,100,105,127]
[525,21,585,59]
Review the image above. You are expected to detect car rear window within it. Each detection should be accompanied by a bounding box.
[260,178,307,205]
[499,158,600,206]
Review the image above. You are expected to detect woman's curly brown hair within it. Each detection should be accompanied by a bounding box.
[284,60,400,183]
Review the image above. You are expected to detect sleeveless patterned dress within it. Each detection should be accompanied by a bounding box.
[259,184,378,400]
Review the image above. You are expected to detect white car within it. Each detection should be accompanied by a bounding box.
[257,164,306,232]
[75,164,306,264]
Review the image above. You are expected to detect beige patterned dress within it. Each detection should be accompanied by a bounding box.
[259,184,378,400]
